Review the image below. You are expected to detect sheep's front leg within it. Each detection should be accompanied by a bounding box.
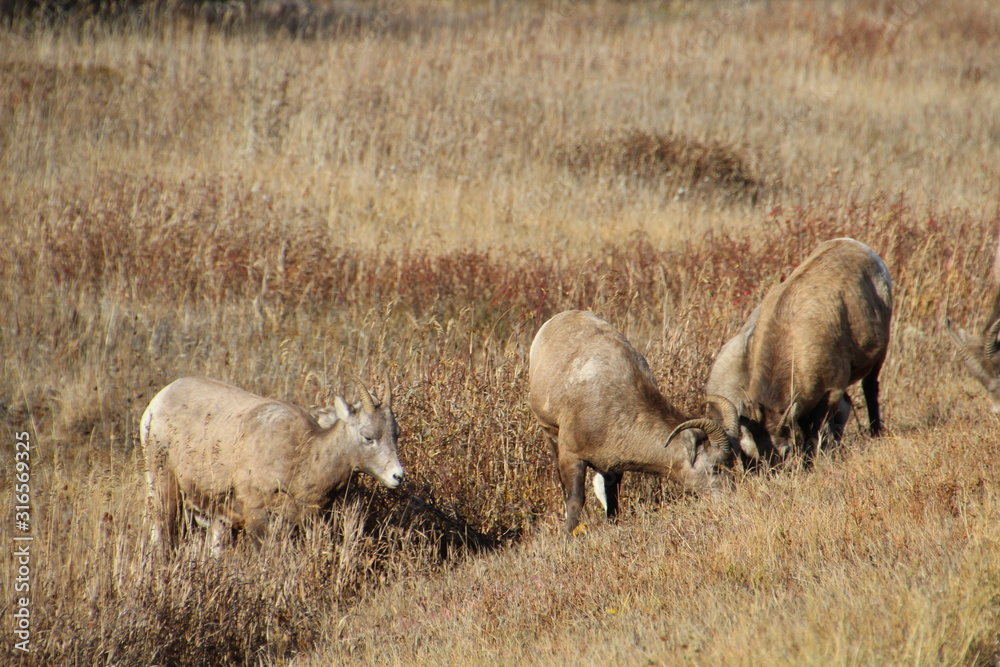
[557,455,588,534]
[803,391,845,465]
[147,465,180,551]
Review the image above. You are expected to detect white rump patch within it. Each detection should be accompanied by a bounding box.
[593,473,608,512]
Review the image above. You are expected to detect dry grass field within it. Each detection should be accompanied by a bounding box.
[2,0,1000,664]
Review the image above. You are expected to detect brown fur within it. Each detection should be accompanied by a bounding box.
[745,238,892,461]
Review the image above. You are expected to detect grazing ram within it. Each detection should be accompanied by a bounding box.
[528,310,738,533]
[730,238,892,463]
[705,304,851,466]
[946,285,1000,412]
[141,375,404,554]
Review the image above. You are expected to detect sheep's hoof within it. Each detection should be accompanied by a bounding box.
[571,523,588,537]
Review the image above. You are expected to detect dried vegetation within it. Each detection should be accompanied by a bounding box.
[1,0,999,664]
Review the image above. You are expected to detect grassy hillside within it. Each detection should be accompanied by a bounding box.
[1,0,999,664]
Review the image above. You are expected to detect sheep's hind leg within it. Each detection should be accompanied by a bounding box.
[862,358,885,436]
[147,465,180,551]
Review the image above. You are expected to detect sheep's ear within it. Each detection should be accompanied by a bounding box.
[334,396,352,421]
[313,408,338,429]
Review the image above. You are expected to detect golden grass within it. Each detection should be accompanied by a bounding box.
[1,0,1000,664]
[300,427,1000,665]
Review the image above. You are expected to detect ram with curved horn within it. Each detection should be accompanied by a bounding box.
[731,238,892,463]
[946,279,1000,412]
[141,374,403,554]
[527,310,739,533]
[705,305,852,467]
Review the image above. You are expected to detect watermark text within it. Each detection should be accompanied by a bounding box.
[12,430,32,653]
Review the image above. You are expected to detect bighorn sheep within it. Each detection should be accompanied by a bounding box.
[528,310,739,532]
[141,376,404,553]
[706,305,852,465]
[726,238,891,462]
[946,285,1000,412]
[705,305,765,462]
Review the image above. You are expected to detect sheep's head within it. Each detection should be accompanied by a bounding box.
[946,317,1000,413]
[760,401,804,462]
[733,413,769,467]
[336,376,405,489]
[664,395,740,492]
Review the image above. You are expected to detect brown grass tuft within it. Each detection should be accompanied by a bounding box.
[817,13,900,64]
[559,128,766,203]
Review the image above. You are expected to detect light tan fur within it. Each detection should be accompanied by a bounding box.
[141,376,403,554]
[528,310,736,533]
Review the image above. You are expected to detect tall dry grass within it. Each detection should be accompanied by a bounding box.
[1,0,999,664]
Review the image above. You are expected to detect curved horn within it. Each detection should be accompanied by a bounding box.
[985,317,1000,357]
[946,319,993,381]
[776,400,802,448]
[351,374,377,414]
[664,418,731,466]
[383,372,393,411]
[945,318,971,352]
[778,400,800,430]
[703,394,739,440]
